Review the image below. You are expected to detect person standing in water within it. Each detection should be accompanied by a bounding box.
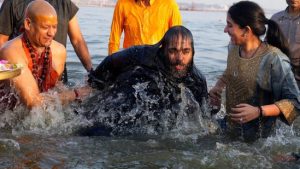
[0,0,90,110]
[0,0,93,83]
[108,0,182,55]
[81,26,209,136]
[209,1,300,142]
[271,0,300,87]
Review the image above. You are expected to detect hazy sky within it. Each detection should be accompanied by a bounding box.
[176,0,287,11]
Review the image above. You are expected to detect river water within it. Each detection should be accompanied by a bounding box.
[1,6,300,169]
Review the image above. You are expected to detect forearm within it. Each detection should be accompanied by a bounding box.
[59,85,92,104]
[24,90,75,109]
[71,39,93,71]
[58,89,77,105]
[215,75,227,89]
[257,101,296,124]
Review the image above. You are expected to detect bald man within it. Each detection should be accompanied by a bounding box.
[0,0,90,109]
[0,0,93,83]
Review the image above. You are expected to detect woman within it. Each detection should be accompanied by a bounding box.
[209,1,300,142]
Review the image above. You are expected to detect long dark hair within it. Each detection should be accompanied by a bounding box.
[152,25,195,77]
[159,25,195,57]
[228,1,290,56]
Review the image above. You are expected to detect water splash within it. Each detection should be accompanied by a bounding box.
[0,138,20,151]
[0,83,89,136]
[76,74,218,138]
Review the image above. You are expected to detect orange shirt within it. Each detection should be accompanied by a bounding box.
[108,0,182,55]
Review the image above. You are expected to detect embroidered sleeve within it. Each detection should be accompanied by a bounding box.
[275,99,297,125]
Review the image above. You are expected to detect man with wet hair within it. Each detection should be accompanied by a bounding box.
[90,25,199,86]
[0,0,90,109]
[79,26,209,136]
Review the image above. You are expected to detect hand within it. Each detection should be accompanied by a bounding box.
[230,103,260,124]
[208,86,222,108]
[75,86,93,100]
[273,153,299,162]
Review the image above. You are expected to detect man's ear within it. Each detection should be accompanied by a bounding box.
[24,18,32,31]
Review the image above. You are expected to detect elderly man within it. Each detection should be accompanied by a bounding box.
[0,0,92,82]
[78,26,209,136]
[0,0,89,109]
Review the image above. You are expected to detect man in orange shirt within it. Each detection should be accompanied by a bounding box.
[108,0,182,55]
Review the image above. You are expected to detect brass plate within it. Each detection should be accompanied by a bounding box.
[0,68,22,80]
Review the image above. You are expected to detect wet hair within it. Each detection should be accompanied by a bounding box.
[228,1,290,56]
[156,25,195,58]
[152,25,195,77]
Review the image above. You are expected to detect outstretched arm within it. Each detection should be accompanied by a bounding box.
[68,15,93,72]
[209,73,227,108]
[0,41,91,109]
[0,43,43,108]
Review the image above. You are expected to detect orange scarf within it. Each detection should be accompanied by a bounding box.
[21,33,58,92]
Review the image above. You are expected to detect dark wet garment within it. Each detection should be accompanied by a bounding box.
[77,45,208,136]
[88,45,208,105]
[0,81,19,113]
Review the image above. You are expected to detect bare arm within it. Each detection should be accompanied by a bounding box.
[208,73,227,109]
[0,40,91,109]
[0,43,42,108]
[0,34,9,48]
[51,42,92,104]
[68,15,92,72]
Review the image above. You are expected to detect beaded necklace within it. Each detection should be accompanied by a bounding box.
[22,33,52,92]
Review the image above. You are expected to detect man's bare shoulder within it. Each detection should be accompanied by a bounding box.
[51,40,66,54]
[0,37,25,64]
[50,40,67,75]
[50,40,66,61]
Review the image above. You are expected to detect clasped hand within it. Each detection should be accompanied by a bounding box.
[231,103,260,124]
[208,86,222,109]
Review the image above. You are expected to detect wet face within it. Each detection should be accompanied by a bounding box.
[164,36,193,78]
[224,14,246,45]
[28,14,57,47]
[286,0,300,8]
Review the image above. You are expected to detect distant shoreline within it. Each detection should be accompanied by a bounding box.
[72,3,228,12]
[0,1,278,14]
[71,0,229,12]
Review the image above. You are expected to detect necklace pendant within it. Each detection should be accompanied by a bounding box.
[233,71,238,77]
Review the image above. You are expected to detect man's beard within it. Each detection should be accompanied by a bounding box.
[167,58,192,79]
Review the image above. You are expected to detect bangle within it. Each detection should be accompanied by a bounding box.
[258,106,263,117]
[74,89,79,100]
[291,152,300,161]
